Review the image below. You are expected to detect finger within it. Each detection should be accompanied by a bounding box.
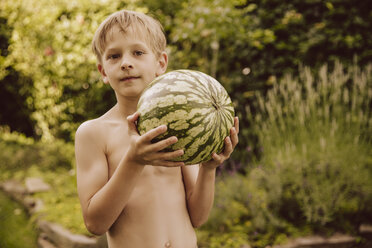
[211,152,225,165]
[234,116,239,134]
[150,136,179,152]
[127,112,140,134]
[230,127,239,147]
[151,149,184,161]
[127,112,140,122]
[222,136,233,156]
[141,125,167,143]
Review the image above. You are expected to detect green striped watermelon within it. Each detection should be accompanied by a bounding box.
[136,69,235,165]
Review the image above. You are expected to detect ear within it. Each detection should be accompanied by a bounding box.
[97,64,109,84]
[155,52,168,77]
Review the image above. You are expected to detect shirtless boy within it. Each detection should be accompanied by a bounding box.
[75,10,239,248]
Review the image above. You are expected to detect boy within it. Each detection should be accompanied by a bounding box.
[75,10,239,248]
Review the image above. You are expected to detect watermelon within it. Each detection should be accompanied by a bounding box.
[136,69,235,165]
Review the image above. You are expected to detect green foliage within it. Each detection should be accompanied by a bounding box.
[0,1,371,246]
[0,68,36,136]
[0,128,75,181]
[28,165,87,235]
[1,0,371,143]
[0,17,35,136]
[242,0,372,79]
[0,0,142,141]
[0,129,86,235]
[197,62,372,247]
[0,191,38,248]
[197,173,303,247]
[248,61,372,225]
[165,0,274,87]
[198,229,250,248]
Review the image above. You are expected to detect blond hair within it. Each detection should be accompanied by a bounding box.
[92,10,166,63]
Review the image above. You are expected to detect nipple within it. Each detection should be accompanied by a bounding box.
[165,241,172,248]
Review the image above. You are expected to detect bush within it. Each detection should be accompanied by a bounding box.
[0,127,75,181]
[250,61,372,223]
[3,0,371,143]
[198,62,372,247]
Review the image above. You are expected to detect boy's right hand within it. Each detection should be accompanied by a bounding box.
[126,112,185,167]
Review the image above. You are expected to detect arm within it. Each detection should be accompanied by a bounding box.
[182,117,239,228]
[182,164,216,228]
[75,114,184,235]
[75,120,144,235]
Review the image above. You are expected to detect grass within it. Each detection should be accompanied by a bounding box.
[32,167,89,235]
[0,191,38,248]
[0,129,88,235]
[6,164,89,236]
[0,131,88,236]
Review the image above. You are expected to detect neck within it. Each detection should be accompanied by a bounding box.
[115,94,139,118]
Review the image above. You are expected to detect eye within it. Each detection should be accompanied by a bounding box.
[134,50,144,56]
[107,54,120,60]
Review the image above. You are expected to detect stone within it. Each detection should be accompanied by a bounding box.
[272,242,297,248]
[0,180,27,195]
[360,224,372,247]
[27,197,44,213]
[295,235,326,247]
[38,220,101,248]
[25,177,51,193]
[38,233,58,248]
[272,233,358,248]
[327,233,355,247]
[360,224,372,235]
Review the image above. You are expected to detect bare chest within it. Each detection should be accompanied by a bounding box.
[103,123,181,180]
[101,123,196,248]
[101,120,141,178]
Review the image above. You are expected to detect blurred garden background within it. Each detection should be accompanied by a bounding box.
[0,0,371,247]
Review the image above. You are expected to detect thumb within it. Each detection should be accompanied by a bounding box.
[127,112,140,135]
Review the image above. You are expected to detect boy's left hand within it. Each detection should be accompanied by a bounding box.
[201,117,239,170]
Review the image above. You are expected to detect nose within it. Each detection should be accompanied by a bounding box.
[121,56,133,70]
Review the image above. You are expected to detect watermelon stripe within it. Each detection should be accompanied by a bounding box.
[184,72,212,96]
[137,70,234,165]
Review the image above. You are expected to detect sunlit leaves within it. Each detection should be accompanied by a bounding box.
[1,0,371,142]
[1,0,141,140]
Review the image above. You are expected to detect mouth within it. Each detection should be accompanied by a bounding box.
[120,76,140,82]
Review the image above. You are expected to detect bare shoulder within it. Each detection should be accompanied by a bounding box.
[74,115,114,180]
[76,118,104,137]
[74,107,119,155]
[75,105,127,159]
[75,108,117,143]
[75,118,105,147]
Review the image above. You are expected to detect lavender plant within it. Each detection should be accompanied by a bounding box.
[248,61,372,225]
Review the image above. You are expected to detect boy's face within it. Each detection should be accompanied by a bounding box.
[98,25,167,99]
